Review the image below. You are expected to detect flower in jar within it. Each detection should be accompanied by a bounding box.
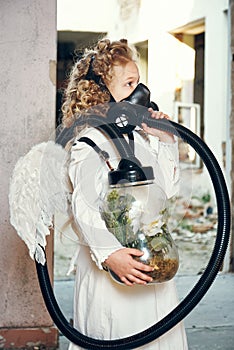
[128,200,143,233]
[144,214,165,237]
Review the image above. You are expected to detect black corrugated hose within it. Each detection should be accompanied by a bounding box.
[36,112,230,349]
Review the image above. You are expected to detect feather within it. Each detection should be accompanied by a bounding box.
[9,141,71,265]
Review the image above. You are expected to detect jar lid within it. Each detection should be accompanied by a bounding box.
[108,158,155,187]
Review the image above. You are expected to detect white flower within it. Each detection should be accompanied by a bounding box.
[143,214,165,237]
[128,200,143,233]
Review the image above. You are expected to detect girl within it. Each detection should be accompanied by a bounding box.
[61,38,188,350]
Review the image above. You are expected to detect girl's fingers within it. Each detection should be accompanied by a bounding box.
[127,269,153,284]
[148,108,170,119]
[121,273,152,286]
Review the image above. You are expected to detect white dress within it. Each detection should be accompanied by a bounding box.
[67,127,188,350]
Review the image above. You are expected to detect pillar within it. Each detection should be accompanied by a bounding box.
[0,0,58,348]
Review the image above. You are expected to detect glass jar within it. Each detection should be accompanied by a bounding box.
[100,182,179,284]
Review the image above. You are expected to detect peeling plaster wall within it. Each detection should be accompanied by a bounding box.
[0,0,57,344]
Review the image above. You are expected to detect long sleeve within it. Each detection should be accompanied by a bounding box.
[149,135,180,198]
[68,128,123,269]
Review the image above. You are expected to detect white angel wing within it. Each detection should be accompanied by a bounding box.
[9,141,71,265]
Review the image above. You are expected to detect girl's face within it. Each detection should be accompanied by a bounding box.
[106,60,140,102]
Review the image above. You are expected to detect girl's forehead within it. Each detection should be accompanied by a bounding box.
[112,61,139,79]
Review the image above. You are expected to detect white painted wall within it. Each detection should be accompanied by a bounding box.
[57,0,116,32]
[204,7,228,168]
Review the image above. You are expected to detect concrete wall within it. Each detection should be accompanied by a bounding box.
[0,1,58,347]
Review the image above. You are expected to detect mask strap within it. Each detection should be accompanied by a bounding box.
[85,56,101,86]
[78,136,114,171]
[85,56,115,101]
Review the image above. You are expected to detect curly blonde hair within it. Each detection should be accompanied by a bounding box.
[61,38,138,128]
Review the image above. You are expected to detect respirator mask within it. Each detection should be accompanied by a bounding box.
[107,83,159,134]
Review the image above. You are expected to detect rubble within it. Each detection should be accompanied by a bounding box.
[166,190,218,275]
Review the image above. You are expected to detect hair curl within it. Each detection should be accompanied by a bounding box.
[61,38,138,128]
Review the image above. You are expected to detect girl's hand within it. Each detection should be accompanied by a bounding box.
[104,248,154,286]
[141,108,175,143]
